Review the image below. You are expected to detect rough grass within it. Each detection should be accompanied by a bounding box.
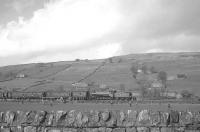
[0,52,200,96]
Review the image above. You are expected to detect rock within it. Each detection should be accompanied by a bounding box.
[55,111,67,125]
[106,111,117,127]
[24,126,36,132]
[112,128,126,132]
[137,110,150,125]
[11,126,23,132]
[150,111,161,126]
[137,127,150,132]
[150,128,160,132]
[5,111,16,125]
[119,111,126,122]
[36,127,48,132]
[63,128,77,132]
[179,111,193,125]
[22,111,37,124]
[160,112,170,126]
[98,127,107,132]
[48,129,61,132]
[67,110,76,126]
[76,112,83,127]
[47,112,54,126]
[169,110,179,124]
[55,111,64,123]
[1,127,11,132]
[160,127,172,132]
[126,110,137,127]
[34,111,47,125]
[89,110,100,127]
[0,112,4,123]
[101,110,110,122]
[193,112,200,124]
[16,111,24,125]
[126,128,137,132]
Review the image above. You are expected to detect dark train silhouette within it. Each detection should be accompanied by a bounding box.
[0,90,137,102]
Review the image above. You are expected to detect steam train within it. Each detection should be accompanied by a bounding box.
[0,90,137,102]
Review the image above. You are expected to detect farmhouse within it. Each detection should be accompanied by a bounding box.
[16,73,26,78]
[151,80,163,88]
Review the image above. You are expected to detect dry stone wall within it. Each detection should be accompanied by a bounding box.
[0,109,200,132]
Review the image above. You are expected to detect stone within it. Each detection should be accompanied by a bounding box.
[150,111,161,126]
[193,112,200,124]
[88,110,100,127]
[11,126,23,132]
[137,127,150,132]
[0,112,4,123]
[126,127,137,132]
[169,110,179,124]
[48,129,61,132]
[112,128,126,132]
[47,112,54,126]
[160,112,170,126]
[16,111,24,124]
[150,128,160,132]
[63,128,77,132]
[1,127,11,132]
[106,111,117,127]
[56,111,67,125]
[179,111,193,125]
[34,111,47,125]
[5,111,16,125]
[137,110,150,125]
[22,111,37,124]
[160,127,172,132]
[24,126,36,132]
[125,110,137,127]
[119,111,126,122]
[101,110,110,122]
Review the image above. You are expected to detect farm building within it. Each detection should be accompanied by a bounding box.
[151,80,163,88]
[16,73,26,78]
[72,82,88,88]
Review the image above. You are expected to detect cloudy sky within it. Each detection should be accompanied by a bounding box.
[0,0,200,66]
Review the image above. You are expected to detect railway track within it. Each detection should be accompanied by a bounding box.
[0,98,199,104]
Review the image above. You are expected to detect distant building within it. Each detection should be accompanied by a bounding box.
[151,80,163,88]
[137,69,142,73]
[72,82,88,88]
[16,73,26,78]
[163,91,177,98]
[167,76,177,81]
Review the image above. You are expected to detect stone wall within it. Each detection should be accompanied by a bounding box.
[0,109,200,132]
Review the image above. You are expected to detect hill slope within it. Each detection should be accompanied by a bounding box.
[0,52,200,95]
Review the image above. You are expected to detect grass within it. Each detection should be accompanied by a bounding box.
[0,52,200,96]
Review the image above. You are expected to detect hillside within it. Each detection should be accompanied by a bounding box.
[0,52,200,95]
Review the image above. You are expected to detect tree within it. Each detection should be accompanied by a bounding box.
[130,65,138,77]
[181,90,193,99]
[141,65,148,74]
[158,71,167,88]
[150,66,157,73]
[119,83,125,91]
[108,57,113,63]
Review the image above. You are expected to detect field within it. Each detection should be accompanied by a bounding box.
[0,52,200,94]
[0,102,200,112]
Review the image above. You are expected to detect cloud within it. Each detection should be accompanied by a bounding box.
[0,0,122,65]
[0,0,200,66]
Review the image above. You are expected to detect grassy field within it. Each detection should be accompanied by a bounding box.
[0,52,200,96]
[0,102,200,112]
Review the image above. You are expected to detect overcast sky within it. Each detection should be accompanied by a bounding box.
[0,0,200,66]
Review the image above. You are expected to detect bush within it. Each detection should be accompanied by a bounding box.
[181,90,193,99]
